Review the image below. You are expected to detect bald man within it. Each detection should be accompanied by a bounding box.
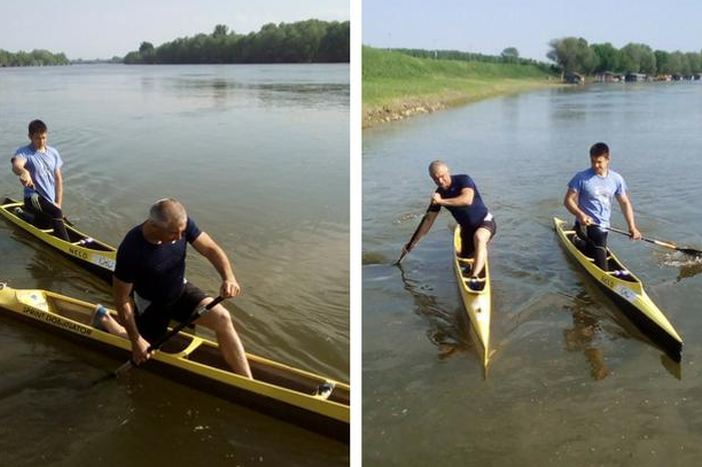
[100,198,252,378]
[402,161,496,287]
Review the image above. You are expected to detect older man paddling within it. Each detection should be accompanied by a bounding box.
[94,198,252,378]
[401,161,497,288]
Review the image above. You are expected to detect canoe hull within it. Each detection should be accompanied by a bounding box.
[0,284,349,442]
[553,217,682,362]
[452,225,491,369]
[0,197,115,282]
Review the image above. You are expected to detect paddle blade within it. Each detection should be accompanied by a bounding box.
[679,247,702,257]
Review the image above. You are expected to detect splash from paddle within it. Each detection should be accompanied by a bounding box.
[604,225,702,257]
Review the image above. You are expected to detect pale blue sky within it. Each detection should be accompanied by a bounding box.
[0,0,349,59]
[363,0,702,61]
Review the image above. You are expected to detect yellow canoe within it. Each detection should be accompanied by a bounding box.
[452,225,491,370]
[0,197,115,282]
[0,283,349,441]
[553,217,682,361]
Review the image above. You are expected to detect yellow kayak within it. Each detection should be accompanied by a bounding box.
[452,225,491,370]
[0,197,115,282]
[0,283,349,441]
[553,217,682,362]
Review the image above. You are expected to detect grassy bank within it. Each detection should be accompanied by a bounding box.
[363,46,560,128]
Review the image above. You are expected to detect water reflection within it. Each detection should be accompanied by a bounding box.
[396,263,469,360]
[562,291,610,381]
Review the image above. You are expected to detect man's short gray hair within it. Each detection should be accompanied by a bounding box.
[149,198,187,227]
[428,160,448,175]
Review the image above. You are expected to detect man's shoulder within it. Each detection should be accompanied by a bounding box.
[119,224,145,248]
[13,144,33,157]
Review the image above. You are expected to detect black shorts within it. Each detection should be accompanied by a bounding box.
[135,282,208,343]
[460,215,497,257]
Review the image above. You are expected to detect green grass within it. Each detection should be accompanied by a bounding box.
[363,46,560,126]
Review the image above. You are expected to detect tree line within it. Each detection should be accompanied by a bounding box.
[0,49,69,67]
[124,19,349,64]
[548,38,702,76]
[389,47,557,74]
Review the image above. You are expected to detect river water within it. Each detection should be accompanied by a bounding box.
[0,64,349,465]
[363,82,702,466]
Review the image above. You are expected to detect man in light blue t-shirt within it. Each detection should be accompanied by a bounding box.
[563,142,641,270]
[10,119,69,240]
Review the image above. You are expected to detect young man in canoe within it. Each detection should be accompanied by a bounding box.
[10,119,70,240]
[564,142,641,270]
[94,198,252,378]
[402,160,496,288]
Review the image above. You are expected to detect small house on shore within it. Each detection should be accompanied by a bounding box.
[564,71,584,84]
[625,73,647,82]
[595,71,623,83]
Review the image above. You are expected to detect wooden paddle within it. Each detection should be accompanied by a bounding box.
[605,226,702,257]
[395,203,435,265]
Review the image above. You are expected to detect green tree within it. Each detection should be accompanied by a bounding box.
[501,47,519,62]
[591,42,619,72]
[547,37,597,74]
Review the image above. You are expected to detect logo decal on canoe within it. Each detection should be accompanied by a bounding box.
[614,285,638,304]
[22,306,92,335]
[92,255,116,271]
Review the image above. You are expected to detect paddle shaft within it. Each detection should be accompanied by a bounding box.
[604,225,702,256]
[396,203,434,264]
[115,295,225,374]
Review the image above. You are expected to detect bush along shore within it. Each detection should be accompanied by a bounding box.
[363,46,561,128]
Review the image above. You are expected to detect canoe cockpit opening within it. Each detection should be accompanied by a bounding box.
[185,345,348,403]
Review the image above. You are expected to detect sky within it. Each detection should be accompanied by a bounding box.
[363,0,702,62]
[0,0,349,59]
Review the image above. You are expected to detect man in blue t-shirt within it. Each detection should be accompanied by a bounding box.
[564,142,641,270]
[401,160,496,286]
[94,198,252,378]
[10,119,69,240]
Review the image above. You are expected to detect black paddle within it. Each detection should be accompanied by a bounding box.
[395,203,435,265]
[114,295,225,375]
[605,226,702,257]
[89,296,225,386]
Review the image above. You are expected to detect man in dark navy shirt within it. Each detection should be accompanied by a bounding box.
[402,161,496,283]
[99,198,251,378]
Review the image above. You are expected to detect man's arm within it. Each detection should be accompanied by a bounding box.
[433,187,474,207]
[192,232,241,298]
[113,276,150,364]
[564,188,592,225]
[11,156,34,188]
[54,168,63,208]
[616,193,641,239]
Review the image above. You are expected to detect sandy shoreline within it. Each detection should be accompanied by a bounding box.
[363,80,563,129]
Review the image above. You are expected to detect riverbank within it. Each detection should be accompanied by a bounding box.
[363,46,561,128]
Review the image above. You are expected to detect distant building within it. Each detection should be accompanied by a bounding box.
[595,71,623,83]
[625,73,647,82]
[564,71,584,84]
